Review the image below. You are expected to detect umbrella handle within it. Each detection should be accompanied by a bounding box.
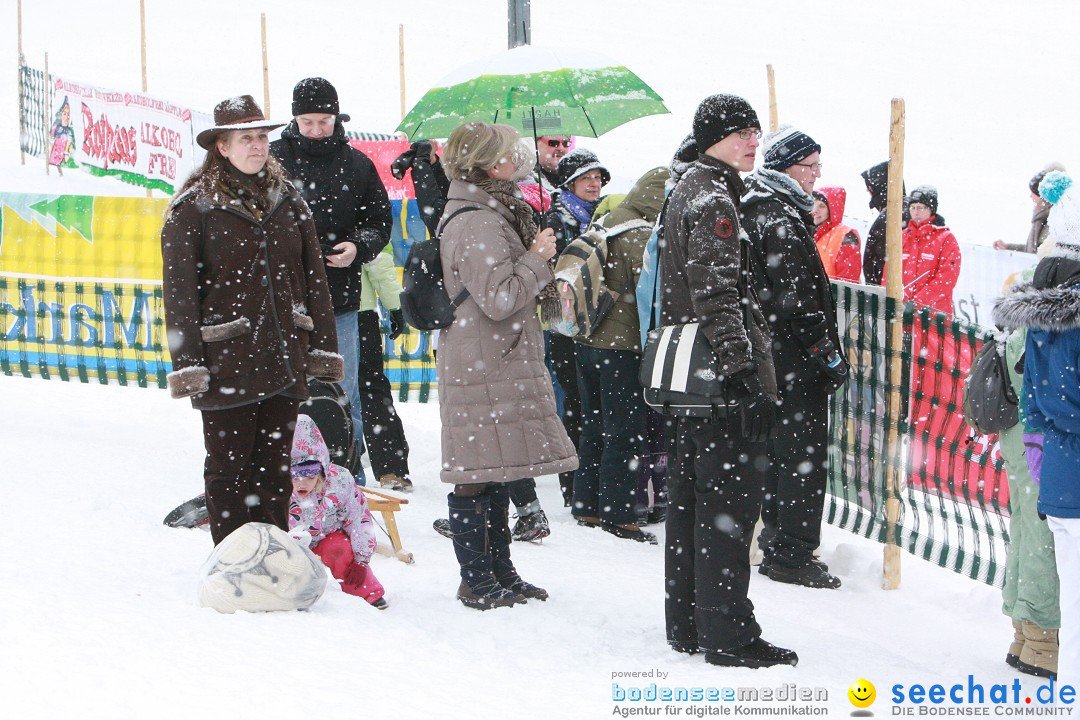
[531,107,548,215]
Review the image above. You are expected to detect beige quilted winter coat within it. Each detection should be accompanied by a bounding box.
[437,180,578,485]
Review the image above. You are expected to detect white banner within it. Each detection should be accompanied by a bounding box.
[952,243,1038,328]
[47,75,209,193]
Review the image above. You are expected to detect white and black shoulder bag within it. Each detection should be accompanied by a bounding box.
[638,234,753,418]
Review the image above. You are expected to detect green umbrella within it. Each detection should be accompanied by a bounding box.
[397,45,669,140]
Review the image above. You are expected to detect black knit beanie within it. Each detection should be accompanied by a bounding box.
[909,185,938,214]
[292,77,347,119]
[692,94,759,153]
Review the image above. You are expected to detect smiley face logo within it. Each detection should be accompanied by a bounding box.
[848,679,876,708]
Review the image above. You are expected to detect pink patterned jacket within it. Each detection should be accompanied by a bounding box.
[288,414,377,563]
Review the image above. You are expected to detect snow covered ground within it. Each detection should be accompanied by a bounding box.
[0,374,1034,719]
[2,1,1077,717]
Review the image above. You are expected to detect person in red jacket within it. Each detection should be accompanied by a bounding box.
[900,185,961,315]
[811,186,862,283]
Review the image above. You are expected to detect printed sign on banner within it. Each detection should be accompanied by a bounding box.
[48,76,206,194]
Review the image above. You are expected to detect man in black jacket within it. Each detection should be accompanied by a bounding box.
[659,93,796,669]
[741,125,848,590]
[271,78,393,484]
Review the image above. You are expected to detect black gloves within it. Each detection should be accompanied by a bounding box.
[726,367,775,443]
[390,148,416,180]
[389,309,405,340]
[809,337,850,386]
[390,140,436,180]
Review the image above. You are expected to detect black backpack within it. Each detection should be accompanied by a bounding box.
[399,205,481,331]
[301,379,362,478]
[963,335,1019,435]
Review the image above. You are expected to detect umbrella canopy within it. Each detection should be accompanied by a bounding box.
[397,45,669,140]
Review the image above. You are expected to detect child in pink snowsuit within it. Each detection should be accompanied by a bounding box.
[289,414,387,609]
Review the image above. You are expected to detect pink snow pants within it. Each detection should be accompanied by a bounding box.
[312,530,385,604]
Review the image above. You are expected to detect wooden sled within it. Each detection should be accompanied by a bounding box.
[359,486,414,564]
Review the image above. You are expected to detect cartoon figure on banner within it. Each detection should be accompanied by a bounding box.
[48,96,77,174]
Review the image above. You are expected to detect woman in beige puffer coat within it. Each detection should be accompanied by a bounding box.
[437,122,578,610]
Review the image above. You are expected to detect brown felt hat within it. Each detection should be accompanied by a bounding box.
[196,95,284,150]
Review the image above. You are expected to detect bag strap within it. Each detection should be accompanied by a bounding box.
[739,234,754,336]
[650,194,673,330]
[436,205,483,308]
[436,205,482,237]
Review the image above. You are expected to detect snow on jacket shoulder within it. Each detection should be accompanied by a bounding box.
[288,414,377,562]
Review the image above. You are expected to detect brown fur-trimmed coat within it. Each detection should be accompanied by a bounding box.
[161,178,342,410]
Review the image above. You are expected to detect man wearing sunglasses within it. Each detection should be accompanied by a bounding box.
[536,136,573,191]
[740,125,847,592]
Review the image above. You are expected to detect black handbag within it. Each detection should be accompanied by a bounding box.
[639,235,756,418]
[639,322,739,417]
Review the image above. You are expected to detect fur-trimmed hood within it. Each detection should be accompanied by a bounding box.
[993,281,1080,332]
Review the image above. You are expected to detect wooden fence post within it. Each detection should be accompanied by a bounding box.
[261,14,270,119]
[140,0,147,92]
[18,0,25,165]
[883,97,906,590]
[141,0,151,196]
[766,64,778,132]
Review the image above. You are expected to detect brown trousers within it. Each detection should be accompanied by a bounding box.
[201,394,300,545]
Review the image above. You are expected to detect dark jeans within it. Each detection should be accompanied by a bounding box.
[357,309,410,479]
[508,477,539,515]
[572,345,645,525]
[548,333,581,499]
[201,394,299,545]
[666,417,766,653]
[757,378,830,568]
[637,408,670,513]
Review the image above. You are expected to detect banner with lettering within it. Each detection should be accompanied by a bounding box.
[31,72,211,194]
[0,189,437,397]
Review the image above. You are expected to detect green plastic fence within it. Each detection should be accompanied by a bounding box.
[826,284,1010,587]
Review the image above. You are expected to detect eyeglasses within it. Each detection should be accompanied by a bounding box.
[544,138,572,148]
[735,128,762,141]
[794,161,824,172]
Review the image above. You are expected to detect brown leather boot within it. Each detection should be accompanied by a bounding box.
[1007,620,1024,667]
[1017,621,1058,679]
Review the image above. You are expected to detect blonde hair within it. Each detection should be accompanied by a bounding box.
[443,122,525,182]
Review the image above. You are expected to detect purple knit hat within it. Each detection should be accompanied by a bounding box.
[290,459,324,478]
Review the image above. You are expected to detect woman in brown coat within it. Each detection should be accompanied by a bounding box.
[161,95,343,546]
[438,122,578,609]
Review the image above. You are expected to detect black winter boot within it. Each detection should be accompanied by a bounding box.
[489,486,549,601]
[447,492,526,610]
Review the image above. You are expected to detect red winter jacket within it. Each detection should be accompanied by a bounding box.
[895,217,961,315]
[813,185,862,283]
